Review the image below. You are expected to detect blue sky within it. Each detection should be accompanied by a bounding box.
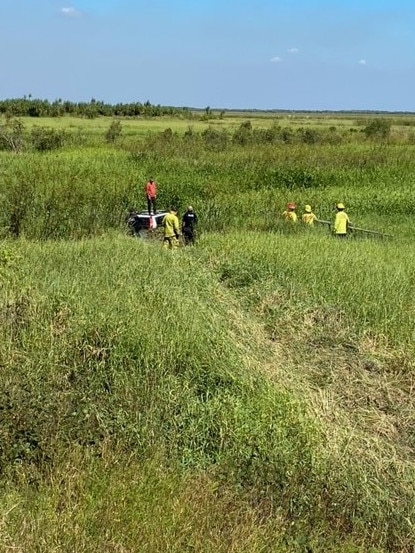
[1,0,414,111]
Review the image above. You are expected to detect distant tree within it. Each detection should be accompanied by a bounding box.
[0,96,211,119]
[200,105,214,121]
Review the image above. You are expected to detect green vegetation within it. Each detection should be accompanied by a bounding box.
[1,109,415,552]
[0,97,195,118]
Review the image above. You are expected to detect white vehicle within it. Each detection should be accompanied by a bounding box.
[126,210,168,238]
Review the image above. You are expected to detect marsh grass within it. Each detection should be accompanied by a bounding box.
[0,235,414,551]
[1,140,414,239]
[1,451,377,553]
[1,113,415,551]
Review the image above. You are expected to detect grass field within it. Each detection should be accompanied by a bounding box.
[1,111,415,552]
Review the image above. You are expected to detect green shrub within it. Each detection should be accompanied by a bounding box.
[363,118,391,140]
[201,127,228,151]
[104,119,122,143]
[31,126,66,151]
[232,120,253,146]
[0,118,25,152]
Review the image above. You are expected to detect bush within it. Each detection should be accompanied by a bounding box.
[105,119,122,143]
[232,120,253,146]
[31,127,66,151]
[297,127,321,144]
[363,118,391,140]
[0,118,25,152]
[201,127,228,151]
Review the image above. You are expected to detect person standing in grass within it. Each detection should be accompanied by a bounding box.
[182,205,198,246]
[302,205,318,225]
[145,177,157,215]
[333,203,351,238]
[282,203,298,222]
[162,207,181,250]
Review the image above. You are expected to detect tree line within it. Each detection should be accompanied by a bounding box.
[0,97,194,119]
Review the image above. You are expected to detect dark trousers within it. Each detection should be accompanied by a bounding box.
[183,227,195,245]
[147,196,157,215]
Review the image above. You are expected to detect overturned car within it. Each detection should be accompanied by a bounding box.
[126,210,168,239]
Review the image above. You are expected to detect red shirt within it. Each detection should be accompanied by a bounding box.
[145,181,157,198]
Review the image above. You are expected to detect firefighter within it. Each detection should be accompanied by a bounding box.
[302,205,317,225]
[282,203,298,222]
[162,207,180,250]
[333,203,351,238]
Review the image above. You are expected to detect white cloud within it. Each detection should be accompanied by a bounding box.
[60,7,82,17]
[270,56,282,63]
[358,59,367,65]
[287,48,299,54]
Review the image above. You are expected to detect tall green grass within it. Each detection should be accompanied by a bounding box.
[1,140,415,239]
[1,236,415,551]
[195,231,415,348]
[2,114,415,551]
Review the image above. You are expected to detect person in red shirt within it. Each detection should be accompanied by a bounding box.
[145,177,157,214]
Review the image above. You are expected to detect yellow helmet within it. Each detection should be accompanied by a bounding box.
[305,205,312,213]
[336,202,345,210]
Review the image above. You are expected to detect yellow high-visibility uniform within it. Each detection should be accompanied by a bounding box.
[162,211,180,249]
[334,211,350,235]
[282,210,298,223]
[302,212,317,225]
